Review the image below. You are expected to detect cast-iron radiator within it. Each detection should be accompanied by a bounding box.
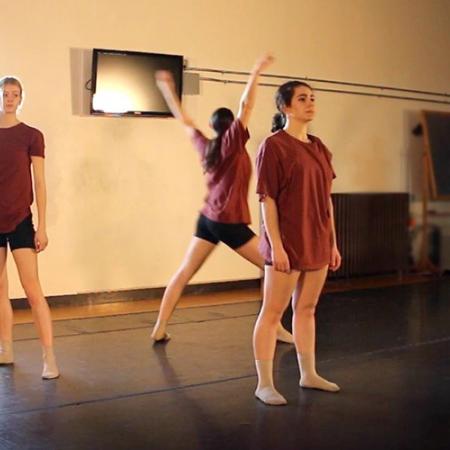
[330,193,409,277]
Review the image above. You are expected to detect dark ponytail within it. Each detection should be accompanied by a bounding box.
[272,80,313,132]
[203,107,234,172]
[271,112,286,132]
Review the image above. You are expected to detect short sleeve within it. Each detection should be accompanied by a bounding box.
[319,141,336,179]
[29,129,45,158]
[191,129,209,159]
[221,119,250,158]
[256,140,281,201]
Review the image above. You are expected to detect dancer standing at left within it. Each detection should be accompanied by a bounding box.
[0,76,59,379]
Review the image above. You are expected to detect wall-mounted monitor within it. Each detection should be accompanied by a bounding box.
[90,48,183,116]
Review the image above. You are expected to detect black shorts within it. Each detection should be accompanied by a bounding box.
[0,215,35,251]
[195,214,256,249]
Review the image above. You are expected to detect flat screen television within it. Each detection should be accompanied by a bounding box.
[90,48,183,116]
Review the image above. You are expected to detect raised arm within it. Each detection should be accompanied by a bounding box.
[237,53,274,128]
[155,71,197,138]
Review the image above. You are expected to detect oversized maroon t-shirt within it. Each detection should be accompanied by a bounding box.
[0,122,45,233]
[256,130,336,271]
[191,119,252,224]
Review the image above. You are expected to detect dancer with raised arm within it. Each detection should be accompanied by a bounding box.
[151,54,293,345]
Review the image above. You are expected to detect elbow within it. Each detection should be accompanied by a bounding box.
[180,112,193,125]
[182,117,194,128]
[260,195,276,208]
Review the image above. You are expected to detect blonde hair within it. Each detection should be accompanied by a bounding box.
[0,76,23,95]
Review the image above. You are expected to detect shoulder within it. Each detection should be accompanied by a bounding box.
[20,123,44,141]
[309,134,327,149]
[192,128,208,140]
[20,123,45,156]
[261,130,286,147]
[20,122,42,134]
[191,128,210,147]
[190,128,210,156]
[224,118,249,141]
[270,129,288,143]
[256,132,286,164]
[229,118,244,132]
[310,134,333,157]
[258,131,286,154]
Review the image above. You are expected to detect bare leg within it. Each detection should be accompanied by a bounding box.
[292,266,339,392]
[233,236,264,268]
[0,249,14,365]
[253,266,300,405]
[12,249,59,379]
[151,237,216,341]
[234,236,294,344]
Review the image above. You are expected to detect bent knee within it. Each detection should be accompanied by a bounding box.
[26,293,47,308]
[0,279,7,297]
[21,279,42,299]
[296,302,318,316]
[260,306,285,324]
[173,267,195,285]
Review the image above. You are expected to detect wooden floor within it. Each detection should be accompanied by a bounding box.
[2,278,449,450]
[12,272,444,325]
[12,289,261,324]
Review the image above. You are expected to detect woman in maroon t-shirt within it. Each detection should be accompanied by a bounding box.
[151,54,292,344]
[253,81,342,405]
[0,77,59,379]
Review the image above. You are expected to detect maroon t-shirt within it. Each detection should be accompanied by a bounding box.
[191,119,252,224]
[256,130,336,271]
[0,122,45,233]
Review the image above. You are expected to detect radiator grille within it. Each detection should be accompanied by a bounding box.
[330,193,409,277]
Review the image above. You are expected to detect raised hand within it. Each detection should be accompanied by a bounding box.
[155,70,175,90]
[254,52,275,73]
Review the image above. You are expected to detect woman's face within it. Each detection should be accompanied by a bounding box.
[283,85,315,123]
[1,83,22,114]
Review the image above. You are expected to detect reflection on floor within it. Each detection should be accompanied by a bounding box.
[12,272,441,324]
[1,278,449,450]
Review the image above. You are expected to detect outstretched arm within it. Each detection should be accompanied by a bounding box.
[237,53,274,128]
[155,71,197,138]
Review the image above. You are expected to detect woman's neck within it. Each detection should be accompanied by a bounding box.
[0,113,20,128]
[283,119,310,143]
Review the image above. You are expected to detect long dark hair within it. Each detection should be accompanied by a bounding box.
[203,107,234,172]
[271,80,312,132]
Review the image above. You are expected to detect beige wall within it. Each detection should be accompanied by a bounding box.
[2,0,449,298]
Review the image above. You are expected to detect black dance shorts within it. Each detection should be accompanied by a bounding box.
[0,215,36,251]
[195,214,256,249]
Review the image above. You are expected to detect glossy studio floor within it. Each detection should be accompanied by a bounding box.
[0,277,449,450]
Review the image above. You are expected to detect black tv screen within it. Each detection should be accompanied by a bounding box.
[90,48,183,116]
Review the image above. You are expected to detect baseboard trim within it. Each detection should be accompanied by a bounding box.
[11,278,261,310]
